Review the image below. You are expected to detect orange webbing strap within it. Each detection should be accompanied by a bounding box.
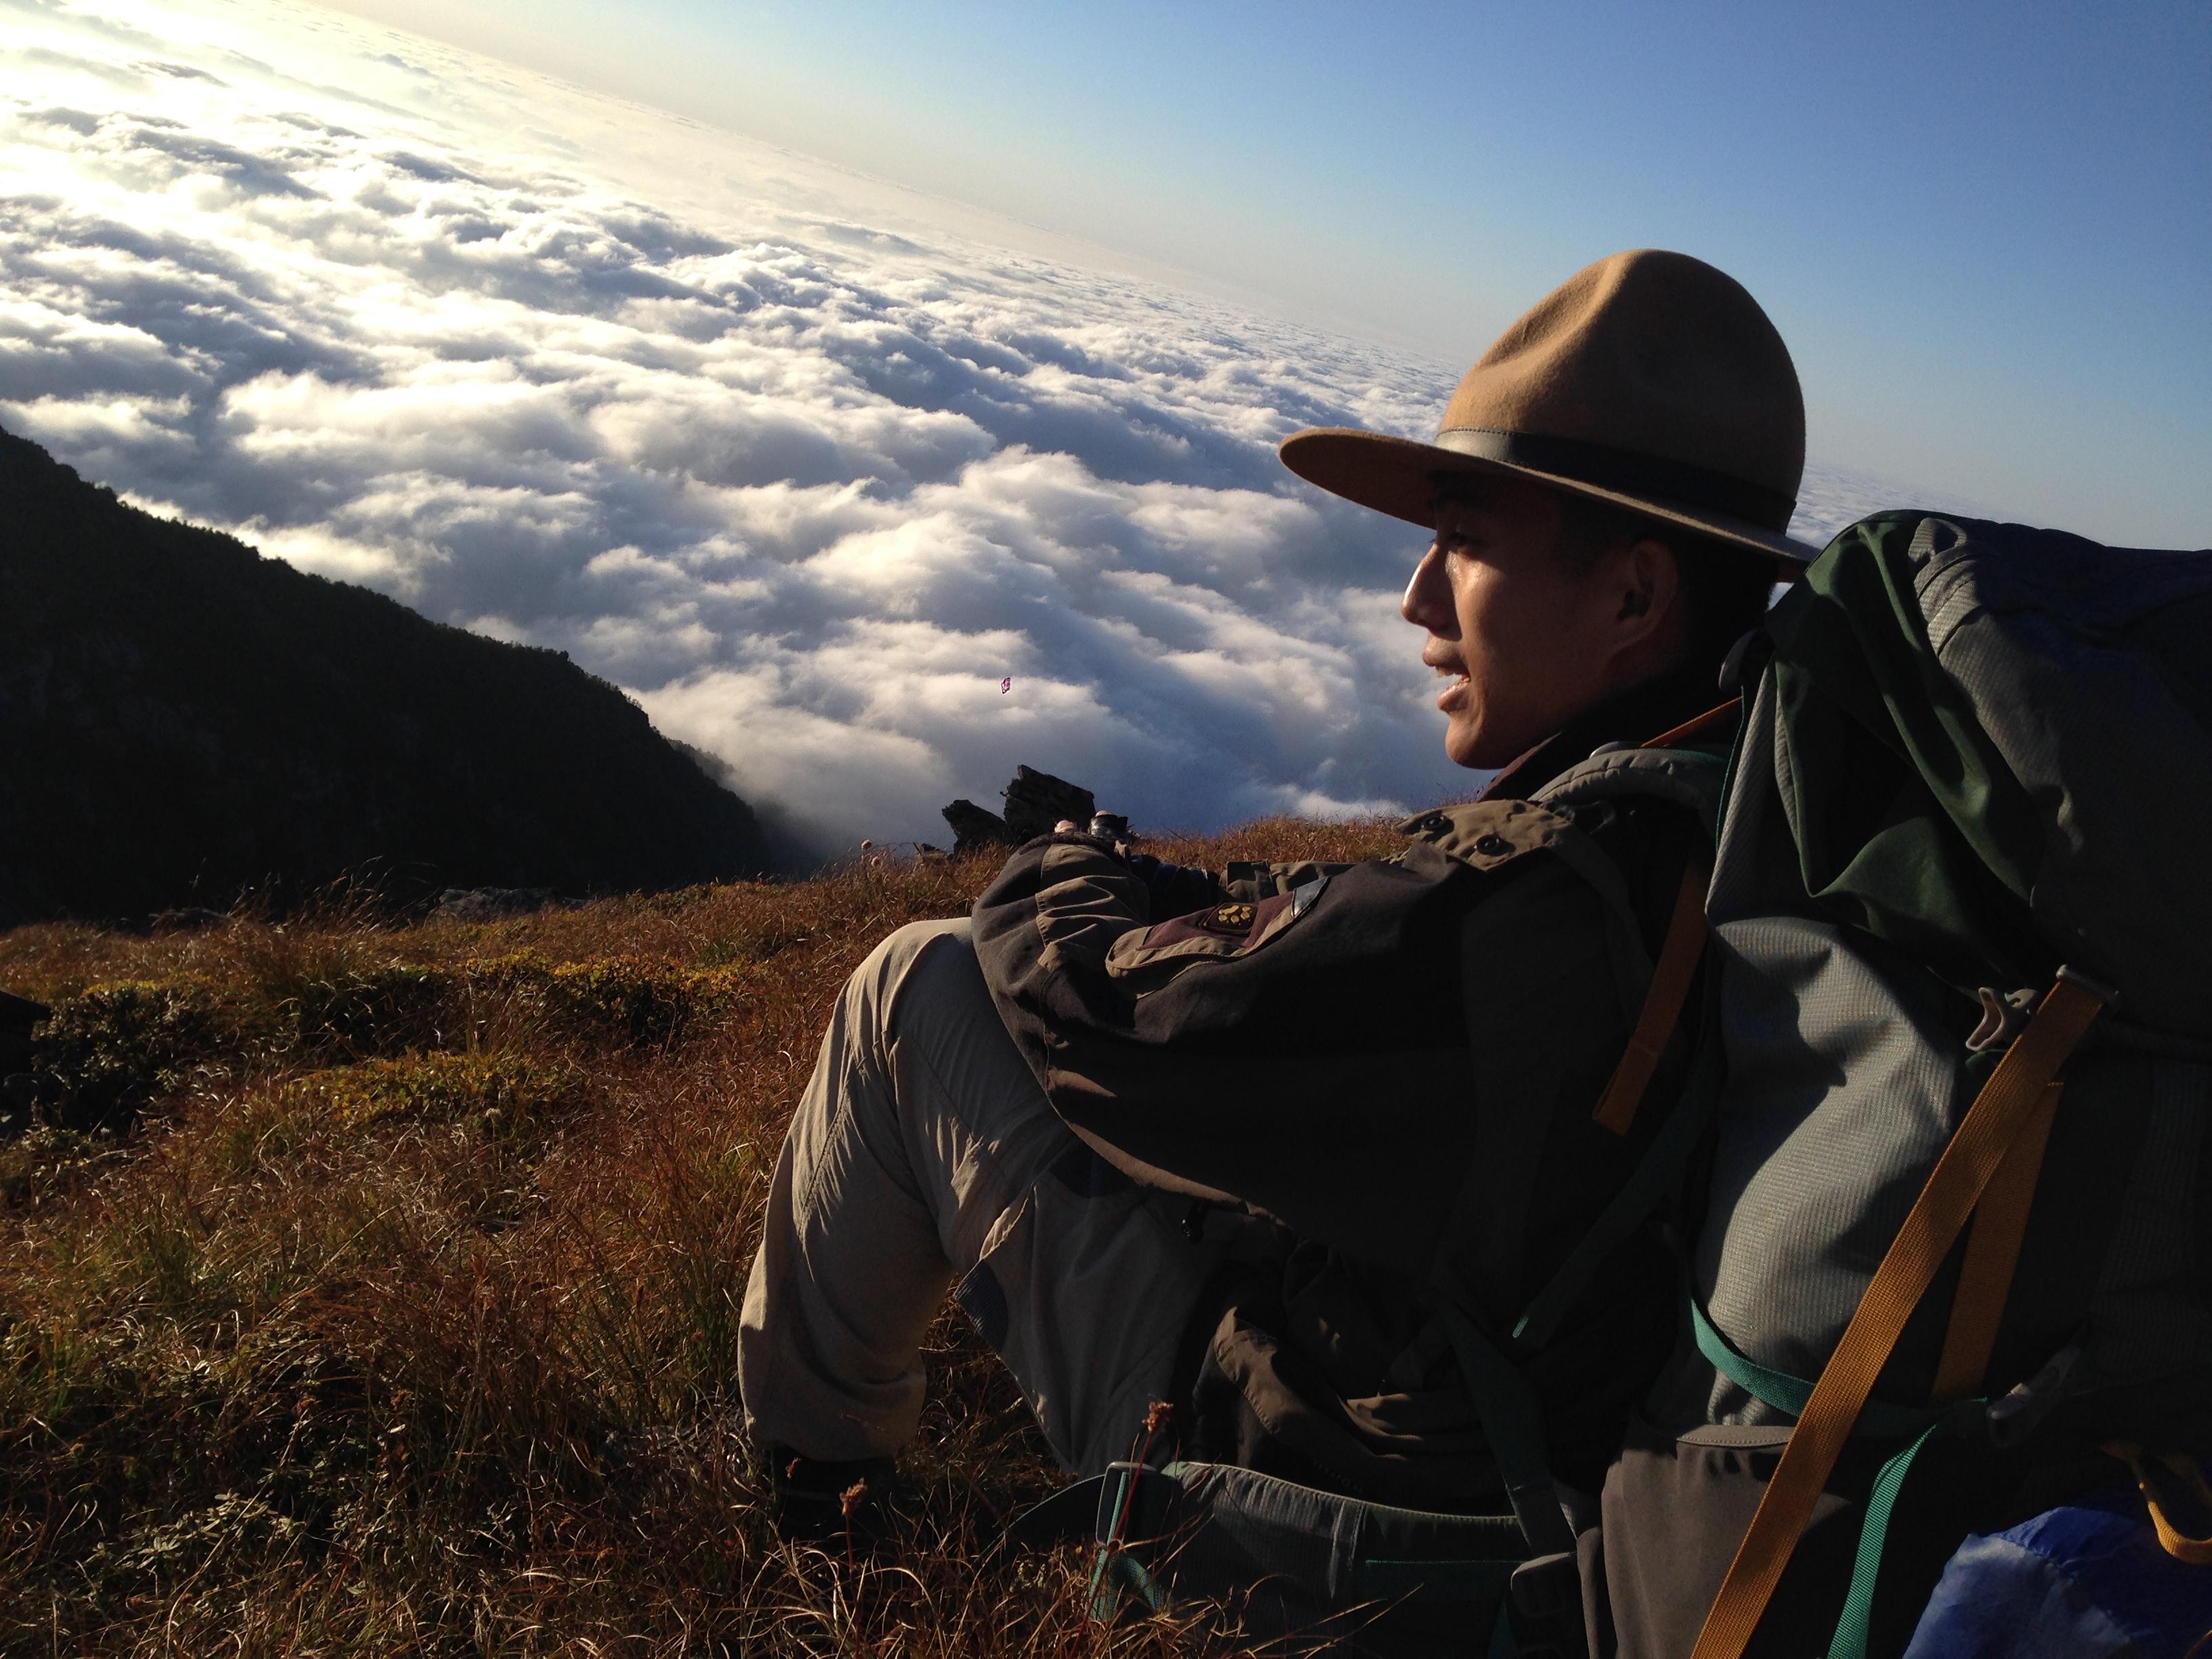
[1591,855,1712,1136]
[1689,972,2110,1659]
[1931,1081,2062,1401]
[1645,700,1740,751]
[2107,1443,2212,1565]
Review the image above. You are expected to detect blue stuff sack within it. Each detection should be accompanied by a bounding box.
[1903,1467,2212,1659]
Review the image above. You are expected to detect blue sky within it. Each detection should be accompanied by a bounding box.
[316,0,2212,547]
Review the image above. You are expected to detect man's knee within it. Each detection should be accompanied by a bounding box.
[872,916,972,972]
[844,917,974,1039]
[800,916,1011,1210]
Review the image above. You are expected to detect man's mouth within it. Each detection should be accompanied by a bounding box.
[1432,662,1471,712]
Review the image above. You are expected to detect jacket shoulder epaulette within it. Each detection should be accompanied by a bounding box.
[1395,797,1574,872]
[1534,744,1727,838]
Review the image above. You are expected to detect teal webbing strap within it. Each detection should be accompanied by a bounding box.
[1689,1295,1940,1441]
[1091,1545,1170,1619]
[1690,1292,1814,1414]
[1824,1402,1980,1659]
[1512,1009,1723,1349]
[1087,1465,1172,1618]
[1439,1304,1576,1560]
[1086,1465,1131,1617]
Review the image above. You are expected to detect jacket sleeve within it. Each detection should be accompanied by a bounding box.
[1219,859,1360,902]
[1118,850,1226,918]
[970,798,1684,1279]
[1104,850,1357,913]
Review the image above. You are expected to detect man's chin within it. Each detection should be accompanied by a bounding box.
[1446,717,1532,773]
[1443,725,1494,771]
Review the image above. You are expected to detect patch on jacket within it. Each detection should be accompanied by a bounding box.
[1106,875,1328,980]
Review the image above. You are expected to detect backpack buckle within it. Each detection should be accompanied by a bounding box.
[2054,964,2121,1012]
[1985,1342,2083,1449]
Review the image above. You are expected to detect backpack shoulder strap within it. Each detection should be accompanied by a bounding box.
[1589,848,1711,1137]
[1421,710,1740,1468]
[1532,722,1732,1140]
[1494,720,1740,1359]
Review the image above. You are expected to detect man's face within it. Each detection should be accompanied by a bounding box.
[1401,476,1634,770]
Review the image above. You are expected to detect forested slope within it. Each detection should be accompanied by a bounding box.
[0,427,774,924]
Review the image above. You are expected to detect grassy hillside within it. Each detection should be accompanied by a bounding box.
[0,817,1408,1655]
[0,426,776,928]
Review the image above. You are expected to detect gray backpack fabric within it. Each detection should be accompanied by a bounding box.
[1634,512,2212,1658]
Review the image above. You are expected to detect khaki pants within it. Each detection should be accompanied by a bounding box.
[737,919,1221,1475]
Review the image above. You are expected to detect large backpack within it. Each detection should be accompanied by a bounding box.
[1625,512,2212,1658]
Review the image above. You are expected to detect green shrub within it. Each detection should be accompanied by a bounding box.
[29,978,228,1132]
[469,952,755,1047]
[281,960,451,1060]
[289,1051,591,1134]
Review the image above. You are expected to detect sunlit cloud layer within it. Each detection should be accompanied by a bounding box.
[0,0,1933,853]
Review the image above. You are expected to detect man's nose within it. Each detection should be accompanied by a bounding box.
[1401,543,1452,631]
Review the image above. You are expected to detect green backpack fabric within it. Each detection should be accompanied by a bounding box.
[1633,512,2212,1658]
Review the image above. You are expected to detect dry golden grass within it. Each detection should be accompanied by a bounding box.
[0,818,1407,1656]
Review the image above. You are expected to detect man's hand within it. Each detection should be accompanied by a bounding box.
[1042,817,1221,912]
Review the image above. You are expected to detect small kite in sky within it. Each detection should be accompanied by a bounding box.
[1000,677,1011,693]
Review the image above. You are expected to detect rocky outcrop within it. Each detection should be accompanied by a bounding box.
[941,799,1017,856]
[433,887,559,922]
[941,766,1099,855]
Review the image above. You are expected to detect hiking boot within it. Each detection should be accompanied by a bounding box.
[764,1446,901,1545]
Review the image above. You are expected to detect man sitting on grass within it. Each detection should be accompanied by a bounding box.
[736,249,1810,1545]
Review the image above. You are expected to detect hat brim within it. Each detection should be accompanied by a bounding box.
[1279,428,1822,566]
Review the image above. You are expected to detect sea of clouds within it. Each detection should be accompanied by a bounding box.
[0,0,1938,857]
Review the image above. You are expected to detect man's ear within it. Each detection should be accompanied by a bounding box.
[1615,537,1679,636]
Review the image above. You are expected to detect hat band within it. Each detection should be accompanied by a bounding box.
[1433,426,1797,529]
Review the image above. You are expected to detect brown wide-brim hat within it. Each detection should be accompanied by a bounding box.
[1281,249,1820,564]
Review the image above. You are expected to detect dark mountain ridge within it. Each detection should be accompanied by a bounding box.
[0,426,775,927]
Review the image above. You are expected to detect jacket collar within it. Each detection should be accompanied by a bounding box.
[1474,662,1724,803]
